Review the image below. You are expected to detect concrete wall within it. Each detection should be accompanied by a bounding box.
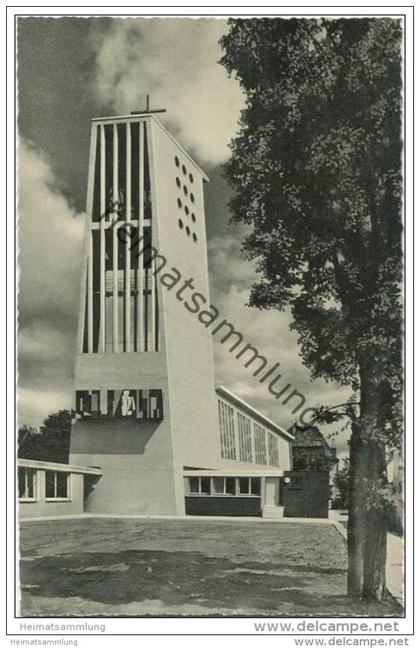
[185,496,262,517]
[71,416,178,515]
[19,472,84,519]
[149,119,222,513]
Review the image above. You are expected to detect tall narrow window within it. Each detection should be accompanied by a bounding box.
[268,433,280,467]
[130,122,140,220]
[238,413,253,462]
[104,125,114,219]
[117,232,126,348]
[92,231,101,353]
[105,229,114,352]
[254,424,267,465]
[117,123,127,220]
[143,127,152,219]
[82,272,89,353]
[92,127,101,222]
[218,400,236,460]
[18,468,37,500]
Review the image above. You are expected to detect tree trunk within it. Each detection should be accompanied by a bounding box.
[347,366,388,600]
[362,439,387,599]
[347,422,368,597]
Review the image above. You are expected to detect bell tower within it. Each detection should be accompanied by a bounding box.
[69,109,220,515]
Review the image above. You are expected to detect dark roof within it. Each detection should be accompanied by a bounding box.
[290,425,338,463]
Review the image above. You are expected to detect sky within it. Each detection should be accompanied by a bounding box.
[17,16,352,455]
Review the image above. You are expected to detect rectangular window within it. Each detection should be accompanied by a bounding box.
[187,476,261,497]
[238,477,261,496]
[213,477,225,494]
[251,477,261,496]
[45,471,70,500]
[18,468,37,501]
[254,424,267,464]
[239,477,250,494]
[268,433,280,467]
[200,477,211,494]
[188,476,212,495]
[225,477,236,495]
[189,477,199,493]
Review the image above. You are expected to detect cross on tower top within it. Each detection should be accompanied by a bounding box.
[130,94,166,115]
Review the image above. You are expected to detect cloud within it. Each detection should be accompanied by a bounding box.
[18,388,72,428]
[90,18,245,166]
[18,140,85,426]
[208,233,353,448]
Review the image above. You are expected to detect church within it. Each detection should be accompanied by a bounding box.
[18,108,334,520]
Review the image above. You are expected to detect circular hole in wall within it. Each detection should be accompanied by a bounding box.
[186,226,191,236]
[182,164,187,175]
[175,156,180,167]
[189,173,194,183]
[190,193,195,203]
[192,233,197,242]
[191,213,196,222]
[177,198,182,209]
[184,205,189,216]
[178,219,183,229]
[176,177,181,188]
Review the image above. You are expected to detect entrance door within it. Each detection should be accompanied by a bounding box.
[265,478,279,506]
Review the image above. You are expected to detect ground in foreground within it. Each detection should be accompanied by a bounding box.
[19,517,401,616]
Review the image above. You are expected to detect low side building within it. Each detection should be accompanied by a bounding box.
[183,386,293,518]
[18,458,102,519]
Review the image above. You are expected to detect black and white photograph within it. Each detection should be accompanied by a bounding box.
[7,3,415,640]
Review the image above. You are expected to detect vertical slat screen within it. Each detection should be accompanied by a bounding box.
[137,122,144,352]
[112,124,119,352]
[99,124,106,352]
[125,123,131,351]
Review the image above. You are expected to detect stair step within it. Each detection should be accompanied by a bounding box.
[262,506,284,519]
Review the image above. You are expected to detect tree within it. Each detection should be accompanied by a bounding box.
[18,410,71,463]
[220,17,403,600]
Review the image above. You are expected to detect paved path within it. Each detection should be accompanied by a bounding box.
[330,511,404,606]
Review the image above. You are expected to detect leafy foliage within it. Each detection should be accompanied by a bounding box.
[220,18,403,449]
[18,410,71,463]
[220,18,403,598]
[332,457,350,509]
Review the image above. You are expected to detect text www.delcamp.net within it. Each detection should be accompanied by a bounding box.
[292,641,408,647]
[253,621,407,641]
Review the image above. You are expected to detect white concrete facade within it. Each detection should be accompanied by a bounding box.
[68,112,293,517]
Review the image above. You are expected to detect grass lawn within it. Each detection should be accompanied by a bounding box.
[19,517,402,617]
